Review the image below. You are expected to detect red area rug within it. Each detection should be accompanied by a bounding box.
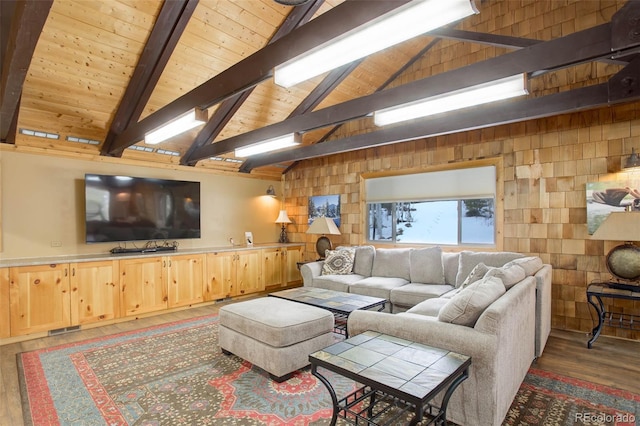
[18,314,639,425]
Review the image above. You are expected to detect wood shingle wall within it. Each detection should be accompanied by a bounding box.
[283,0,639,340]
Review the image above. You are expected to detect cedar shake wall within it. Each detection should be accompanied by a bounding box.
[284,107,640,340]
[283,0,639,340]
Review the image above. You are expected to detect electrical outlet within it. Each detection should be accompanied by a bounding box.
[51,241,62,247]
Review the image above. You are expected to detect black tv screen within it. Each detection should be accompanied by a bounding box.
[85,174,201,243]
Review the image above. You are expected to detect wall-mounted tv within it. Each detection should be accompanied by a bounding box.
[85,174,201,243]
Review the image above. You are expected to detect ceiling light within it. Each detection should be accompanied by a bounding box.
[374,74,528,126]
[145,108,207,145]
[274,0,478,88]
[235,133,301,157]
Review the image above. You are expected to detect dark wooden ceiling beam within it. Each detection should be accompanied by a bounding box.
[427,28,540,49]
[0,0,53,143]
[101,0,199,156]
[241,82,635,170]
[180,0,325,166]
[189,22,623,162]
[107,0,411,155]
[239,59,363,173]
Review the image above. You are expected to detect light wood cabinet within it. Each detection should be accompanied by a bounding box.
[119,257,166,317]
[262,248,284,288]
[70,260,120,326]
[9,264,71,336]
[206,250,263,299]
[167,254,205,308]
[205,251,235,301]
[262,246,303,288]
[236,250,263,295]
[284,246,302,286]
[0,268,10,339]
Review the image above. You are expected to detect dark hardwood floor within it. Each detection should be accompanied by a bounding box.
[1,302,639,425]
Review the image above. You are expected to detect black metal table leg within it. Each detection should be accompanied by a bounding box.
[587,294,605,348]
[435,366,469,426]
[312,365,339,426]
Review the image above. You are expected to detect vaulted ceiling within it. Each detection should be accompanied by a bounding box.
[1,0,639,179]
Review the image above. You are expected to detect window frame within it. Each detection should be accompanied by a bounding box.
[360,158,504,250]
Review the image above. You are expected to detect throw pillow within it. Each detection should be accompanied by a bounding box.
[460,262,490,288]
[438,276,506,327]
[485,263,526,289]
[321,248,355,275]
[455,251,524,288]
[410,246,445,284]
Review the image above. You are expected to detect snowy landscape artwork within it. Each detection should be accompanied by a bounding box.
[586,179,640,234]
[308,194,340,227]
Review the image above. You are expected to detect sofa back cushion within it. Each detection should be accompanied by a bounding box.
[455,251,524,288]
[503,256,543,276]
[438,276,506,327]
[442,252,460,286]
[372,248,412,281]
[354,245,376,277]
[410,247,445,284]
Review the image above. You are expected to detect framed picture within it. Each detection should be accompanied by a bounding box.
[308,194,341,227]
[586,179,640,234]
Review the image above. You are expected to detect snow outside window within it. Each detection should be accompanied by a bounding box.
[365,166,496,246]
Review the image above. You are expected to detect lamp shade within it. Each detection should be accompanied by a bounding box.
[307,217,341,235]
[591,212,640,241]
[275,210,292,224]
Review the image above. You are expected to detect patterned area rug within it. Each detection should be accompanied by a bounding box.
[18,314,639,425]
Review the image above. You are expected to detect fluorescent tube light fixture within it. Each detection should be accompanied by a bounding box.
[374,74,528,126]
[145,108,207,145]
[235,133,301,157]
[274,0,478,88]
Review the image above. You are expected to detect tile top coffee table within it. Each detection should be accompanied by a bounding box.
[269,287,386,337]
[309,331,471,426]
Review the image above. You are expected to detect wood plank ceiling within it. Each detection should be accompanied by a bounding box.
[1,0,639,179]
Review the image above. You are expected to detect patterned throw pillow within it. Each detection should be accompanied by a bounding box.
[321,248,355,275]
[460,262,490,288]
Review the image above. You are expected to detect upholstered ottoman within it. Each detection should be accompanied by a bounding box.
[219,297,335,382]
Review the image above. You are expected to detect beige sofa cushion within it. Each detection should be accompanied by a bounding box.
[485,263,526,289]
[438,276,506,326]
[455,251,524,287]
[372,248,412,281]
[442,252,460,286]
[410,246,445,284]
[504,256,543,276]
[405,297,450,316]
[354,245,376,277]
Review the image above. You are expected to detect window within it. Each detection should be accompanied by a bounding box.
[365,165,497,246]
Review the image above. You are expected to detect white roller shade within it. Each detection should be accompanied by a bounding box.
[365,166,496,202]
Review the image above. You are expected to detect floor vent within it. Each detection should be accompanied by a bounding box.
[49,325,81,336]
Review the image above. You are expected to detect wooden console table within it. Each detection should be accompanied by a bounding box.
[586,282,640,348]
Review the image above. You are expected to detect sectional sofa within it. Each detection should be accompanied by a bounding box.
[300,245,552,426]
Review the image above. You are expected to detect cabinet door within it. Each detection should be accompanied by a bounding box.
[119,257,166,316]
[9,264,71,336]
[168,254,205,308]
[0,268,10,339]
[236,250,263,296]
[262,248,283,288]
[70,261,119,325]
[205,252,235,301]
[284,246,303,286]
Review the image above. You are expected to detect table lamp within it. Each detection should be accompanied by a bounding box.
[275,210,292,243]
[307,216,341,259]
[591,211,640,291]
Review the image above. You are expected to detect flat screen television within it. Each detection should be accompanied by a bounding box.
[85,174,201,243]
